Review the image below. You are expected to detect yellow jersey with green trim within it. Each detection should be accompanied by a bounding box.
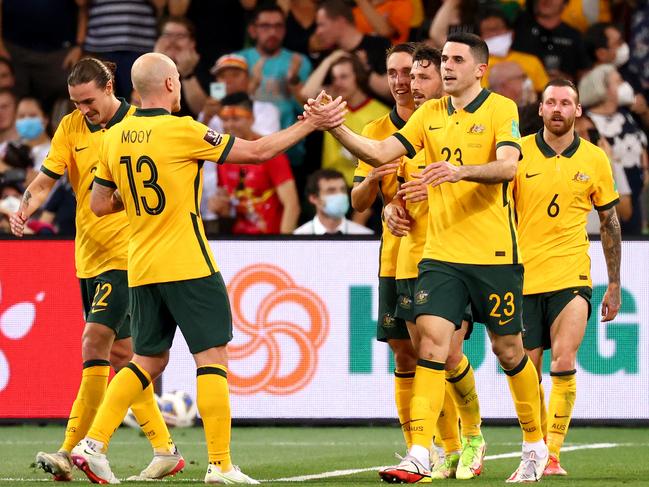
[354,107,405,277]
[95,108,234,287]
[514,131,619,294]
[40,99,133,278]
[395,149,427,280]
[394,89,522,265]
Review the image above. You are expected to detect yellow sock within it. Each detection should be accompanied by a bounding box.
[410,359,446,449]
[60,360,110,452]
[547,370,577,459]
[88,362,151,449]
[130,384,176,454]
[437,382,461,454]
[197,364,232,471]
[446,354,482,438]
[539,380,548,440]
[504,355,543,443]
[394,370,415,449]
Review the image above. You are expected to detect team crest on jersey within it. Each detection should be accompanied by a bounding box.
[383,314,396,328]
[399,295,412,309]
[204,129,223,147]
[572,171,591,183]
[415,290,429,305]
[467,123,485,134]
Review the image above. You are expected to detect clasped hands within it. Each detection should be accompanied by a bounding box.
[300,90,348,131]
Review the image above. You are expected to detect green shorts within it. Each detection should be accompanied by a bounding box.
[377,277,409,342]
[79,270,130,339]
[129,272,232,355]
[415,259,523,336]
[398,277,474,339]
[522,287,592,350]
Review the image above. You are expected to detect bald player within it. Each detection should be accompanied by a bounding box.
[68,53,343,485]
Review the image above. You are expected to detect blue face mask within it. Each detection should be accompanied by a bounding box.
[323,193,349,218]
[16,117,45,141]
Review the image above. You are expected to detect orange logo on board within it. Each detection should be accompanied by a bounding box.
[227,264,329,395]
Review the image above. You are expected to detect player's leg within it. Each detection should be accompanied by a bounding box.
[469,263,546,482]
[447,320,486,479]
[380,260,468,484]
[72,283,174,484]
[545,289,590,476]
[430,383,461,479]
[36,276,116,481]
[170,272,258,485]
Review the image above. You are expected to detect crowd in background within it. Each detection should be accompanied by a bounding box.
[0,0,648,236]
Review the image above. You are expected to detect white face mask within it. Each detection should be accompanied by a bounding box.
[485,31,513,58]
[617,81,635,106]
[614,42,630,67]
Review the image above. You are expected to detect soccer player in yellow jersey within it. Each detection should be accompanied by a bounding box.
[385,43,486,481]
[9,58,182,482]
[513,79,621,477]
[351,42,417,456]
[70,52,344,485]
[304,32,545,483]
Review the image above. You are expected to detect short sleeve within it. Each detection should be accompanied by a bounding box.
[394,106,427,159]
[93,138,116,189]
[494,98,522,154]
[185,119,235,164]
[592,149,620,211]
[41,118,71,180]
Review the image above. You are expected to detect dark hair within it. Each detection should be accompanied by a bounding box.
[330,54,370,96]
[221,91,253,111]
[67,57,116,89]
[0,56,15,76]
[318,0,354,25]
[413,44,442,71]
[584,22,617,62]
[159,15,196,39]
[0,87,17,104]
[446,31,489,64]
[305,169,345,197]
[478,7,511,32]
[386,42,417,61]
[252,2,285,23]
[542,78,580,103]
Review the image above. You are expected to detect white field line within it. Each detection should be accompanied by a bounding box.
[0,442,634,483]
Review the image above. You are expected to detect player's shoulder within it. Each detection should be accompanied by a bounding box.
[361,111,392,136]
[57,109,87,134]
[485,90,518,111]
[575,136,609,165]
[520,132,538,149]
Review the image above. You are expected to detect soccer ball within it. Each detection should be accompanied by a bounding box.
[122,390,197,428]
[159,390,198,428]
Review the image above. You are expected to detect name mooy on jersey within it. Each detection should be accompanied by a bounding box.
[121,129,152,144]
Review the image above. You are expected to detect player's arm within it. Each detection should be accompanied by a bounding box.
[276,179,300,234]
[90,183,124,217]
[9,171,57,237]
[351,162,399,211]
[598,206,622,322]
[329,125,407,167]
[416,144,519,187]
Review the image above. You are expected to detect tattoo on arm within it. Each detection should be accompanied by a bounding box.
[599,207,621,285]
[20,190,32,214]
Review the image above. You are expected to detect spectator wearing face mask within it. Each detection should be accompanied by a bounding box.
[479,8,549,95]
[294,169,373,235]
[15,97,50,173]
[580,63,649,235]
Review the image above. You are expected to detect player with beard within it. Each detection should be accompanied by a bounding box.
[513,79,621,477]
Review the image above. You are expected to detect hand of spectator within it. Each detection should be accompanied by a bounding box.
[354,49,370,72]
[203,97,222,121]
[62,45,83,70]
[325,49,350,66]
[250,56,267,94]
[208,188,231,216]
[286,54,303,83]
[367,162,400,183]
[176,48,200,78]
[383,201,410,237]
[600,283,621,322]
[301,91,347,130]
[397,179,429,202]
[631,93,649,116]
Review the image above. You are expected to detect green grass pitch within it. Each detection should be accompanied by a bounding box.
[1,425,647,485]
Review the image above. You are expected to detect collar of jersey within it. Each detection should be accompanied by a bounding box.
[534,129,581,158]
[446,88,491,116]
[134,107,171,117]
[389,106,406,129]
[85,97,130,133]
